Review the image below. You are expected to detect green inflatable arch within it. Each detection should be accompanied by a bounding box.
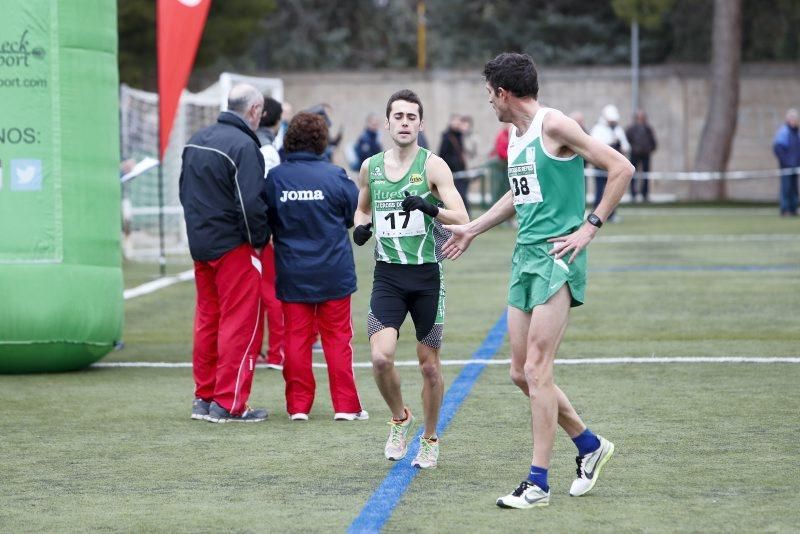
[0,1,123,373]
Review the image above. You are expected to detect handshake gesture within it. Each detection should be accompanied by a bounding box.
[353,192,439,246]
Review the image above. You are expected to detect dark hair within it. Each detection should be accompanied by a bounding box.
[483,53,539,99]
[259,97,283,128]
[386,89,423,120]
[283,112,328,155]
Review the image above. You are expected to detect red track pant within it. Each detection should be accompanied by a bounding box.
[282,296,363,415]
[259,243,285,365]
[192,244,262,415]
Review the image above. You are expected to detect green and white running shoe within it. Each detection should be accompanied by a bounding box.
[496,481,550,509]
[411,437,439,469]
[384,407,414,461]
[569,435,615,496]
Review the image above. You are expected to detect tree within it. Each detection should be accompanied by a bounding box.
[693,0,742,200]
[118,0,275,90]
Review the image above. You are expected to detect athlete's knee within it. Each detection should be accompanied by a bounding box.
[510,366,527,390]
[523,360,553,390]
[418,358,441,384]
[371,350,395,374]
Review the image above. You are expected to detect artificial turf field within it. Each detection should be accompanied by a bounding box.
[2,205,799,532]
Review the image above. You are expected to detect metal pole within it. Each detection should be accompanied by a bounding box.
[417,1,426,71]
[157,156,166,277]
[631,19,640,115]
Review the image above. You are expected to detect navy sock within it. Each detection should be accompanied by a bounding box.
[527,465,549,493]
[572,428,601,456]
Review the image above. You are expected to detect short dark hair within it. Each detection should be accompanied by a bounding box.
[483,53,539,99]
[386,89,423,120]
[259,97,283,128]
[283,112,328,155]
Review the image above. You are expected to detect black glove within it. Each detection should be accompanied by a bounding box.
[353,223,373,246]
[401,193,439,218]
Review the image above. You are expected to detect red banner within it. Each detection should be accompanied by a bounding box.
[157,0,212,158]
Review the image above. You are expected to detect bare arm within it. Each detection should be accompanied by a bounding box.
[426,155,469,225]
[441,190,515,260]
[545,112,634,262]
[354,159,372,227]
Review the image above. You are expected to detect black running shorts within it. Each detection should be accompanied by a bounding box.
[367,261,445,349]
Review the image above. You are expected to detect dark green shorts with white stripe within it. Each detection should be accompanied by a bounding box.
[508,242,586,312]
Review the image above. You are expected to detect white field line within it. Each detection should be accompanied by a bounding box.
[124,269,194,300]
[595,234,800,244]
[620,208,774,216]
[93,356,800,369]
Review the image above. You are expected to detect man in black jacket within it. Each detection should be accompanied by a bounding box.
[439,114,470,216]
[179,83,270,423]
[625,109,657,203]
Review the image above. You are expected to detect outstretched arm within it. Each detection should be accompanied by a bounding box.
[441,190,515,260]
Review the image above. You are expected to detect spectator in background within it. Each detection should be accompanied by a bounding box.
[265,112,367,422]
[439,114,470,216]
[461,115,479,168]
[773,108,800,216]
[590,105,629,222]
[179,84,269,423]
[492,125,511,162]
[353,113,383,170]
[274,101,292,154]
[490,125,512,209]
[256,96,283,173]
[307,103,343,162]
[254,95,286,371]
[417,129,430,149]
[625,109,657,203]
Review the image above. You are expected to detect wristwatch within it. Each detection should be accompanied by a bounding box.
[586,213,603,228]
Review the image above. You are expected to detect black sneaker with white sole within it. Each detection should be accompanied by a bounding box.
[206,401,268,423]
[191,398,210,421]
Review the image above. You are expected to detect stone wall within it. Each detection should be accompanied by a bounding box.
[277,63,800,202]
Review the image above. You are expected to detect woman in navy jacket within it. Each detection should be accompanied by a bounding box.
[265,112,367,421]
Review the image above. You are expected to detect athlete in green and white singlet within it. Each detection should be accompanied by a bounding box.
[506,107,588,309]
[508,107,586,244]
[442,53,633,508]
[367,147,449,265]
[353,90,469,466]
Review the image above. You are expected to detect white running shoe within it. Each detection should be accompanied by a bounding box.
[333,410,369,421]
[411,436,439,469]
[569,435,615,497]
[496,481,550,509]
[384,407,414,461]
[289,413,309,421]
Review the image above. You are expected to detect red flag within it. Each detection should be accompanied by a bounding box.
[157,0,212,158]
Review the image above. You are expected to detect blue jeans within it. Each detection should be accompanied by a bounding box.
[779,171,798,215]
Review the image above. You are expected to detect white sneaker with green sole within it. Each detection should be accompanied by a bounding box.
[384,407,414,461]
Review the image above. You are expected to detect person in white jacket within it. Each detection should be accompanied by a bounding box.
[590,105,629,221]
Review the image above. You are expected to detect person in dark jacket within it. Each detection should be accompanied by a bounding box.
[773,108,800,216]
[353,113,382,170]
[439,114,470,216]
[625,109,657,202]
[179,84,269,423]
[265,112,367,422]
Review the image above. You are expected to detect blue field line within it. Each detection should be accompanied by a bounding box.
[347,313,508,534]
[592,264,799,273]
